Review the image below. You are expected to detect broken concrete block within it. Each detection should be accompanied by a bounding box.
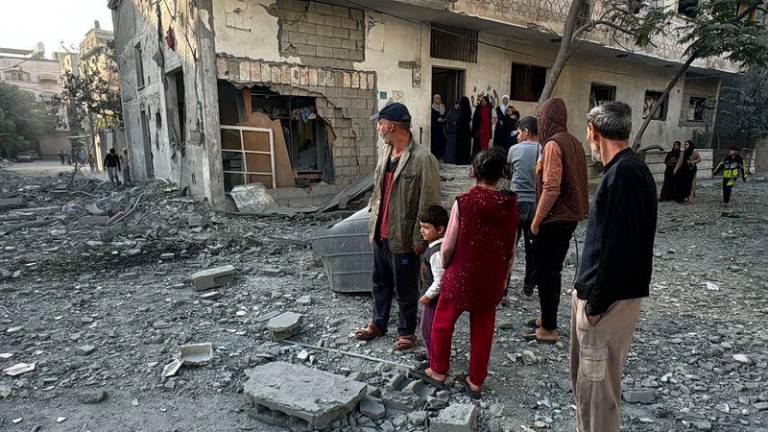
[75,344,96,356]
[0,384,11,398]
[199,291,221,301]
[0,197,25,211]
[431,404,478,432]
[244,361,366,430]
[179,343,213,366]
[230,183,277,214]
[162,359,182,378]
[381,390,421,411]
[408,410,428,426]
[267,312,303,340]
[3,362,35,377]
[359,396,386,419]
[191,265,235,291]
[622,389,657,404]
[78,215,111,226]
[76,389,108,404]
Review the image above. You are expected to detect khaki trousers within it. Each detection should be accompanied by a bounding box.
[570,290,642,432]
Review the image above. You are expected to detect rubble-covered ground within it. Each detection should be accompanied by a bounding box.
[1,164,768,432]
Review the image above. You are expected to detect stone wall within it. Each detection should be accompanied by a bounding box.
[275,0,365,68]
[216,55,378,187]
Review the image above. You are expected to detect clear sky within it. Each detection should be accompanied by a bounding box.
[0,0,113,58]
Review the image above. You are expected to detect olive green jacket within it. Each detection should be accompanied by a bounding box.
[368,140,441,254]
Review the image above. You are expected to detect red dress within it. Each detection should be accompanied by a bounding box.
[441,186,519,310]
[477,105,491,151]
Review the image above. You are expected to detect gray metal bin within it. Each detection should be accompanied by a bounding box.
[311,207,372,293]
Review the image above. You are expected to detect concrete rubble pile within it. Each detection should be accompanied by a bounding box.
[2,166,768,431]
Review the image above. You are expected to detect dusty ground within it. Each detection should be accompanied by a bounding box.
[1,162,767,432]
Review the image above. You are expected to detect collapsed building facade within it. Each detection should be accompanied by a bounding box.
[109,0,741,209]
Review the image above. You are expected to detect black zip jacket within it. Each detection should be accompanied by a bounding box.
[574,148,657,315]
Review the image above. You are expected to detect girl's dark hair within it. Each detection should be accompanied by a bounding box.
[517,116,538,136]
[471,148,508,184]
[673,140,681,146]
[418,205,449,229]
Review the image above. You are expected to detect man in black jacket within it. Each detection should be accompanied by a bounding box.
[570,101,657,432]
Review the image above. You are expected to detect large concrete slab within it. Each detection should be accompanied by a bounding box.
[244,361,367,431]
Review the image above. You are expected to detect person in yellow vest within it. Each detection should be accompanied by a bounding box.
[713,146,748,204]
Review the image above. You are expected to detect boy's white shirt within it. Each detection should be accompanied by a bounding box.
[425,238,444,299]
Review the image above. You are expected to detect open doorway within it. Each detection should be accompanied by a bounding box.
[432,67,465,107]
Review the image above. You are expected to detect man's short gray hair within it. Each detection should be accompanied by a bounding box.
[586,101,632,141]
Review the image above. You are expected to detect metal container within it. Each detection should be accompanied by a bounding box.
[311,207,372,293]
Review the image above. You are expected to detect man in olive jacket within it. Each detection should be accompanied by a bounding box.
[355,103,442,351]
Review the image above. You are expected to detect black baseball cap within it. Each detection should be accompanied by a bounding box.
[370,102,411,123]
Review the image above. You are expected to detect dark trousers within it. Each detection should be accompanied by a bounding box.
[533,221,577,331]
[723,178,734,203]
[420,300,437,359]
[518,202,536,291]
[372,239,419,336]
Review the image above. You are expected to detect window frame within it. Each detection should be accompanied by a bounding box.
[510,63,547,103]
[589,82,617,109]
[220,125,276,191]
[643,90,669,121]
[135,43,145,89]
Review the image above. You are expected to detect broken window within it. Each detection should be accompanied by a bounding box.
[165,69,186,146]
[218,82,334,191]
[686,96,708,122]
[510,63,546,102]
[589,83,616,109]
[643,90,668,120]
[678,0,698,18]
[221,125,276,191]
[135,43,145,88]
[430,24,478,63]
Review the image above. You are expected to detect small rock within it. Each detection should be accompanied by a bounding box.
[266,312,303,340]
[131,398,139,406]
[11,417,22,424]
[407,410,428,425]
[622,389,657,404]
[297,350,310,361]
[3,362,35,377]
[733,354,751,364]
[75,344,96,356]
[296,295,313,305]
[693,420,712,431]
[0,384,11,398]
[359,396,386,419]
[162,359,182,378]
[432,403,477,432]
[522,350,538,365]
[56,416,67,423]
[160,253,175,260]
[77,389,108,404]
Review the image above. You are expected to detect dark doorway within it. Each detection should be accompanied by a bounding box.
[432,67,465,108]
[139,110,154,178]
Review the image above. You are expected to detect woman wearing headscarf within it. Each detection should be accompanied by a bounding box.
[431,94,447,159]
[456,97,473,165]
[674,140,702,203]
[443,100,461,164]
[472,95,492,155]
[493,95,511,151]
[658,140,681,202]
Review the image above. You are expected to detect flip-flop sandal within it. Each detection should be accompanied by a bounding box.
[456,374,482,400]
[521,331,558,345]
[355,323,383,341]
[410,369,448,390]
[393,335,417,351]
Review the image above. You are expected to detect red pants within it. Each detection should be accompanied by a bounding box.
[429,297,497,386]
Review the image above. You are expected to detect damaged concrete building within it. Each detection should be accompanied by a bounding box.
[109,0,740,209]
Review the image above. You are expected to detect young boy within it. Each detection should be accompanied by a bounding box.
[416,205,450,364]
[713,146,748,204]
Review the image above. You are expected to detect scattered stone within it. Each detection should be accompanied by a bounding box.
[5,326,23,333]
[522,350,538,365]
[733,354,751,364]
[162,359,182,378]
[75,344,96,356]
[267,312,303,340]
[0,197,25,211]
[131,398,139,406]
[297,350,310,362]
[296,295,313,305]
[3,362,35,377]
[753,401,768,411]
[179,343,213,365]
[191,265,235,291]
[200,291,221,301]
[11,417,22,424]
[431,403,478,432]
[693,419,712,431]
[705,282,720,291]
[622,389,657,404]
[152,320,172,329]
[77,389,108,404]
[0,384,11,398]
[160,253,175,260]
[359,396,386,419]
[56,416,67,423]
[408,410,428,426]
[244,362,367,430]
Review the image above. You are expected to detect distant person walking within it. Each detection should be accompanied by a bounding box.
[572,101,657,432]
[355,103,441,352]
[104,148,122,186]
[431,94,447,159]
[471,95,492,155]
[121,148,132,185]
[507,116,539,297]
[658,141,681,202]
[456,97,473,165]
[443,100,461,164]
[713,146,748,204]
[58,150,66,165]
[523,98,588,344]
[674,140,701,203]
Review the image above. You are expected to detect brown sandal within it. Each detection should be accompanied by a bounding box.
[355,323,383,341]
[393,335,417,351]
